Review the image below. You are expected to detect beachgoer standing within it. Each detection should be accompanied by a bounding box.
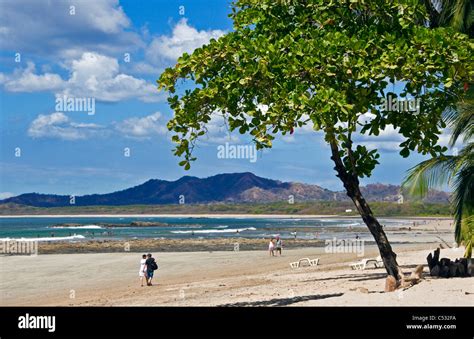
[145,253,158,286]
[275,236,283,256]
[268,238,275,256]
[139,254,147,287]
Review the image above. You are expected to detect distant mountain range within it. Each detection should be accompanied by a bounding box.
[0,172,450,207]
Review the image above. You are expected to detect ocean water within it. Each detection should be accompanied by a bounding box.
[0,216,411,242]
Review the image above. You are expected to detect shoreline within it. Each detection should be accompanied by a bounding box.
[0,218,455,254]
[3,219,454,254]
[0,213,452,219]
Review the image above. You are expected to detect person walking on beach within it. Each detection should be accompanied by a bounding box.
[139,254,147,287]
[275,236,283,256]
[145,253,158,286]
[268,238,275,256]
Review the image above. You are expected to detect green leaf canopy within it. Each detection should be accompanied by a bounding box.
[158,0,473,177]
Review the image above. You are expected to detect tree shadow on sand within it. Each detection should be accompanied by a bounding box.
[221,293,344,307]
[302,264,429,284]
[302,272,387,283]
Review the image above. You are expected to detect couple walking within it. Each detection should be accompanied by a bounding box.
[268,236,283,256]
[139,253,158,286]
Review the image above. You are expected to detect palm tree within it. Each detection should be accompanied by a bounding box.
[424,0,474,37]
[404,1,473,258]
[402,87,473,257]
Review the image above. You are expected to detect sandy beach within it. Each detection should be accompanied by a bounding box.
[1,218,472,307]
[1,244,472,307]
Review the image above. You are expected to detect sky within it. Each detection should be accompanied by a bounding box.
[0,0,456,197]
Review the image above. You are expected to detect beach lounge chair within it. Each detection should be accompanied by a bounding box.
[290,257,319,269]
[374,256,384,268]
[350,256,384,270]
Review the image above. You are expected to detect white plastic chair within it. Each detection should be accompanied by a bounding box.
[290,257,319,269]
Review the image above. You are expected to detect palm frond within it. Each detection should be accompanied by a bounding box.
[450,0,471,33]
[451,156,474,243]
[447,87,474,145]
[402,156,458,197]
[458,213,474,258]
[438,0,474,35]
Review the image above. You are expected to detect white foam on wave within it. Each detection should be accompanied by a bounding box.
[0,235,86,242]
[171,227,256,234]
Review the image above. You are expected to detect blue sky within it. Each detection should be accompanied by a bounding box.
[0,0,453,197]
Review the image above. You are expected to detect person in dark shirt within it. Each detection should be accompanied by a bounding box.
[275,236,283,256]
[145,253,157,286]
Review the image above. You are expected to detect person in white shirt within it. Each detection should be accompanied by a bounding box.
[138,254,147,287]
[268,238,275,256]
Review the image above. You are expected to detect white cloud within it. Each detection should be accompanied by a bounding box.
[61,52,161,102]
[129,62,162,76]
[114,112,168,138]
[0,0,142,58]
[28,111,169,141]
[3,62,65,92]
[28,112,105,140]
[0,192,14,200]
[146,18,225,64]
[1,52,164,102]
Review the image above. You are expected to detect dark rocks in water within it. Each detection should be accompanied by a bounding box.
[51,221,169,228]
[95,223,117,228]
[51,223,83,228]
[96,221,169,228]
[427,248,472,278]
[129,221,168,227]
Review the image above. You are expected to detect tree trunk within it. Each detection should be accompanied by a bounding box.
[328,138,401,281]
